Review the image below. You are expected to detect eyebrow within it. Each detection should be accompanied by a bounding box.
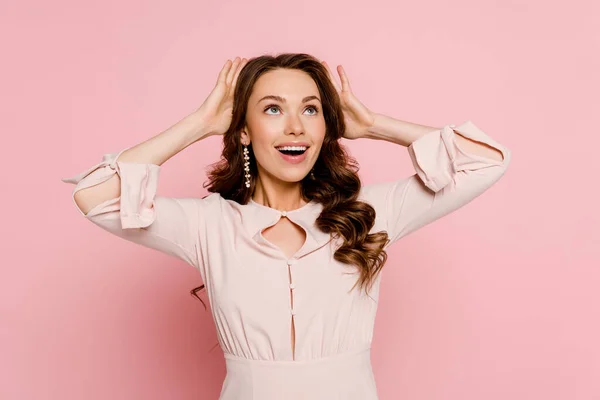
[256,95,321,105]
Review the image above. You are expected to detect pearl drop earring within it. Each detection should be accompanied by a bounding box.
[243,144,250,188]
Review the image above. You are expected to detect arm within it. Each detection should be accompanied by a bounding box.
[61,111,213,269]
[68,112,209,216]
[359,116,511,246]
[317,62,510,246]
[62,57,248,269]
[363,113,505,162]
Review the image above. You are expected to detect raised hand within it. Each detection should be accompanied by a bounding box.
[321,61,375,140]
[196,57,248,137]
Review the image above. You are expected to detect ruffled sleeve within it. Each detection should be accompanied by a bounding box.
[62,149,203,270]
[360,120,511,246]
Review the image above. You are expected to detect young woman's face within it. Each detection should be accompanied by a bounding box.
[242,68,326,185]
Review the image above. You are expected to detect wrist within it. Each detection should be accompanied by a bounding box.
[364,113,386,139]
[185,111,215,141]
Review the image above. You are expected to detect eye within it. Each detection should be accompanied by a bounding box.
[264,104,280,115]
[305,105,319,115]
[263,104,320,116]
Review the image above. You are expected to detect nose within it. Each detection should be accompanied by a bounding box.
[284,114,304,136]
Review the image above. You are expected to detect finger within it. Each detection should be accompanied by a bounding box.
[226,57,241,86]
[231,58,248,93]
[322,61,341,92]
[217,59,232,85]
[321,61,341,93]
[337,65,352,93]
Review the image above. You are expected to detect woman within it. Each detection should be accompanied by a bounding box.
[62,53,511,399]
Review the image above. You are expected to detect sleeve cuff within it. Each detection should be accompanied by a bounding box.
[117,162,160,229]
[407,120,509,192]
[62,148,161,229]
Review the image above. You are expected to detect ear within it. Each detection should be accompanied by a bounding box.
[240,129,251,146]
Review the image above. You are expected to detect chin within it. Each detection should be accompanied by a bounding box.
[271,170,310,183]
[281,174,309,183]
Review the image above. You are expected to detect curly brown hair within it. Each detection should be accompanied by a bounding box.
[191,53,389,308]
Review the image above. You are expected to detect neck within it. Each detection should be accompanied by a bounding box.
[252,174,307,212]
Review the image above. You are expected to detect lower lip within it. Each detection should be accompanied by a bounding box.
[277,149,308,164]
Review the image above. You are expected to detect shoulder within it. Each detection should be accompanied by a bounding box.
[198,192,250,216]
[197,192,226,213]
[200,191,223,205]
[357,180,393,210]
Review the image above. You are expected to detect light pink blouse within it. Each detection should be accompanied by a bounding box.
[62,120,511,399]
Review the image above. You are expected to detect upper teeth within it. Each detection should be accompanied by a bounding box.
[277,146,307,151]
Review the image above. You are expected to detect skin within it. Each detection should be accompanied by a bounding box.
[203,56,500,215]
[239,63,376,212]
[240,68,327,211]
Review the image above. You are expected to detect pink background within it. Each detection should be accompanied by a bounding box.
[2,0,599,399]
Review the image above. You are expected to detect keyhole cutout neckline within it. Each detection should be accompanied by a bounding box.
[242,197,333,260]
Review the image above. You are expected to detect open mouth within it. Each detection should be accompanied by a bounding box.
[275,145,309,164]
[275,146,308,156]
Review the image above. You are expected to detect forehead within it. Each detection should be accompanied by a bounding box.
[250,68,320,100]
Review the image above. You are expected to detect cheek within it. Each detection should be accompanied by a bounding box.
[249,118,282,142]
[313,125,327,147]
[248,127,278,161]
[312,118,327,138]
